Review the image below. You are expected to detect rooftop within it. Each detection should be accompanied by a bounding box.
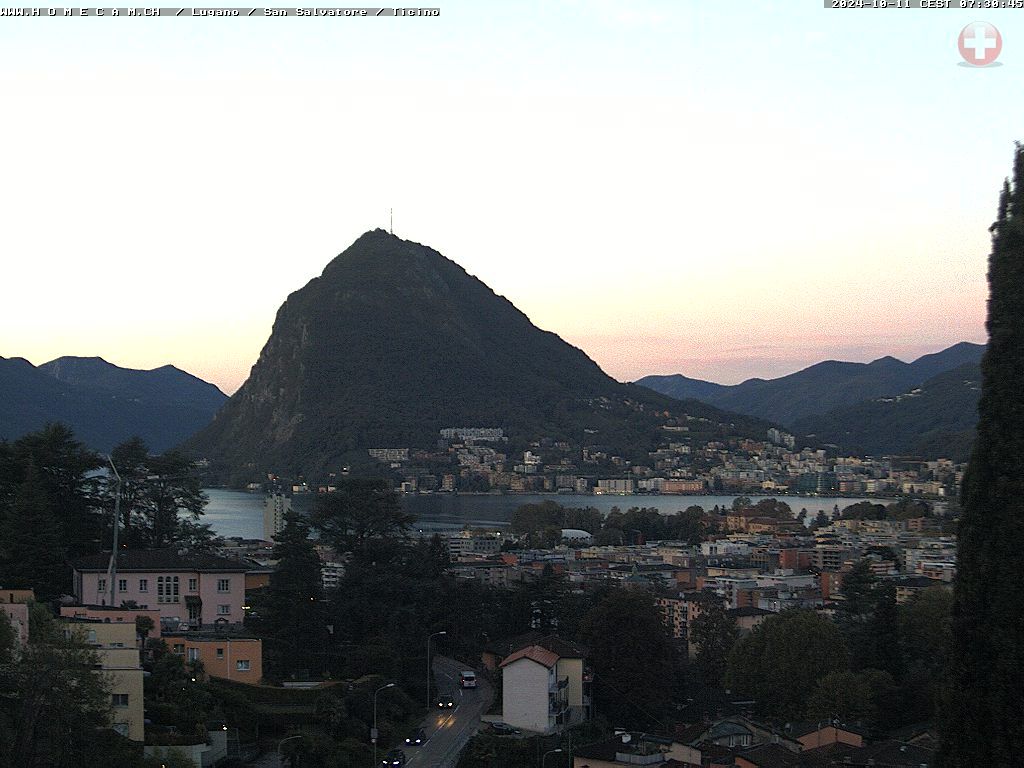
[73,549,252,573]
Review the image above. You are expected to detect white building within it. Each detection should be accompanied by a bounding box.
[263,493,292,542]
[499,642,587,734]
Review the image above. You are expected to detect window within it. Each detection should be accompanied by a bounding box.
[158,576,180,604]
[216,647,224,659]
[188,647,199,662]
[173,644,184,655]
[139,579,148,592]
[217,605,230,616]
[236,660,250,672]
[217,578,230,593]
[188,578,198,591]
[112,693,129,708]
[87,630,97,644]
[97,578,106,593]
[118,579,127,592]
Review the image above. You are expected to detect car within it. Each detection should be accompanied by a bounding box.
[381,748,406,767]
[437,693,455,708]
[404,728,425,746]
[488,722,521,735]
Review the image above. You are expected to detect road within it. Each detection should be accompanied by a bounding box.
[401,655,493,768]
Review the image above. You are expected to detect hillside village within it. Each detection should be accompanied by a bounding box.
[275,425,961,499]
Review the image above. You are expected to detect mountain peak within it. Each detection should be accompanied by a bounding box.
[184,232,770,480]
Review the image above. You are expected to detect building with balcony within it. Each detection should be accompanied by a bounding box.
[498,636,589,735]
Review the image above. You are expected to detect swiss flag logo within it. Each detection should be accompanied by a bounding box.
[959,22,1001,67]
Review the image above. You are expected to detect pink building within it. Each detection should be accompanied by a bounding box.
[72,550,249,628]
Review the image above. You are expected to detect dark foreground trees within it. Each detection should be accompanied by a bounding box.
[725,609,846,721]
[940,144,1024,765]
[0,606,141,768]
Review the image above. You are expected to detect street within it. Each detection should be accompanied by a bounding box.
[402,655,493,768]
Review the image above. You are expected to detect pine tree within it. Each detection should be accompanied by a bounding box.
[939,143,1024,766]
[0,464,67,602]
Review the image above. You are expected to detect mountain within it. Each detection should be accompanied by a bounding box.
[632,374,726,403]
[636,342,985,427]
[0,355,227,453]
[184,230,774,480]
[792,362,981,460]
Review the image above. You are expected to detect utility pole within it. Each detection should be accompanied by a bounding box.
[390,207,393,234]
[107,457,122,608]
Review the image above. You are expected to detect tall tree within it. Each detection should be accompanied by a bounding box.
[106,438,210,550]
[581,589,675,729]
[0,424,104,565]
[688,591,739,687]
[259,512,328,680]
[940,144,1024,766]
[0,465,67,602]
[835,560,900,678]
[312,478,413,563]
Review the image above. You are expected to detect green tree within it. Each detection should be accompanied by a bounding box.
[688,591,739,687]
[899,587,953,723]
[836,561,900,678]
[312,478,414,562]
[0,424,105,562]
[807,668,897,732]
[0,464,67,602]
[259,512,328,680]
[940,144,1024,767]
[107,438,211,549]
[581,589,675,728]
[731,496,752,511]
[751,498,791,519]
[1,605,116,768]
[725,609,846,721]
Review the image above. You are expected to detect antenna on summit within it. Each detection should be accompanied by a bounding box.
[389,208,393,235]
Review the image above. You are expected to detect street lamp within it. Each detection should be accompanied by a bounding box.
[373,682,396,767]
[541,747,563,767]
[277,734,303,768]
[426,631,447,711]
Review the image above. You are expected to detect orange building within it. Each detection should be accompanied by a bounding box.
[165,633,263,684]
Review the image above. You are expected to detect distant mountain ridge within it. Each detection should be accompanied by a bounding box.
[636,341,985,427]
[793,362,982,460]
[184,229,776,480]
[0,355,227,453]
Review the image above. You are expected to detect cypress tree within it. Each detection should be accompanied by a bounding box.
[939,143,1024,766]
[260,512,328,680]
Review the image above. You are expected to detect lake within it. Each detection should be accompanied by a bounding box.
[200,489,882,540]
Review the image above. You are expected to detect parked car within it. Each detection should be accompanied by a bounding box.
[404,728,425,746]
[437,693,455,709]
[381,748,406,767]
[489,722,521,735]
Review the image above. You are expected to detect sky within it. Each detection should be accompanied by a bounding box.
[0,1,1017,394]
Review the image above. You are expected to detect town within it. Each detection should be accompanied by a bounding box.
[273,425,961,500]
